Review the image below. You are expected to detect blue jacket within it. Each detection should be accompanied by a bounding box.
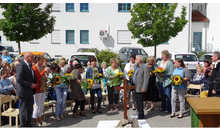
[86,66,103,79]
[2,55,13,64]
[189,76,210,91]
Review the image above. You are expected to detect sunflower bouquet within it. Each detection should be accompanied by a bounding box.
[61,73,74,85]
[150,70,156,76]
[81,79,94,90]
[170,75,183,87]
[48,73,61,87]
[93,73,103,84]
[128,70,134,78]
[112,72,124,82]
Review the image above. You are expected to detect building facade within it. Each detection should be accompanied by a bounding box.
[0,3,191,59]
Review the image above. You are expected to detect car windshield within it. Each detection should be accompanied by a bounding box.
[199,55,212,62]
[71,55,95,66]
[175,54,198,62]
[129,49,147,55]
[78,48,99,54]
[3,46,14,52]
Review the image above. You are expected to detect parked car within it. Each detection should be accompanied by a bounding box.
[0,45,18,58]
[77,48,100,55]
[19,52,55,65]
[169,52,199,74]
[68,52,99,68]
[119,47,149,63]
[198,53,213,66]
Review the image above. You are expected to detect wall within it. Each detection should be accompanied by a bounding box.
[0,3,190,59]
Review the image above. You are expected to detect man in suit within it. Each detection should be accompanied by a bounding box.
[132,55,150,119]
[16,52,37,127]
[208,51,220,97]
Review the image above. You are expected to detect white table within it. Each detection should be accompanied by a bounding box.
[97,120,150,128]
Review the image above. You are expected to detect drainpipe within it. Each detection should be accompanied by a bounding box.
[188,3,192,52]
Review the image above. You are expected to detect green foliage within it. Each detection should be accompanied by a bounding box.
[0,3,56,54]
[96,49,125,70]
[193,50,208,58]
[127,3,188,56]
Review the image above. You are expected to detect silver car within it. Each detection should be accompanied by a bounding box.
[119,47,149,63]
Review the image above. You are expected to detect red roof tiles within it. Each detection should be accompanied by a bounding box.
[192,10,209,22]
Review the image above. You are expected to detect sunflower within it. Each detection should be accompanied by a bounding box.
[53,84,57,86]
[87,79,93,84]
[88,86,92,89]
[174,82,178,85]
[99,73,102,76]
[55,76,61,84]
[174,75,181,83]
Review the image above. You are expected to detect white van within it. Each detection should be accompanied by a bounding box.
[198,53,213,66]
[169,52,199,71]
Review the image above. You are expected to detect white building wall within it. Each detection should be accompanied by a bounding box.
[206,3,220,52]
[192,3,207,16]
[0,3,190,59]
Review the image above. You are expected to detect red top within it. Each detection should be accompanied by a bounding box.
[32,65,46,93]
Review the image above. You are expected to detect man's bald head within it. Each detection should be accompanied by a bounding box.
[24,52,34,64]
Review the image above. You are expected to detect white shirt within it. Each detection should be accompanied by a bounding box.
[24,60,34,78]
[214,60,220,68]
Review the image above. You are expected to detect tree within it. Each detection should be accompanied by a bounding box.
[127,3,188,57]
[0,3,56,54]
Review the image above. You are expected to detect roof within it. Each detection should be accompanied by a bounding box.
[192,10,209,22]
[20,52,46,56]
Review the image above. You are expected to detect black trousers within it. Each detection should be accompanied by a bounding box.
[19,96,33,127]
[73,99,86,113]
[135,91,144,119]
[107,85,119,105]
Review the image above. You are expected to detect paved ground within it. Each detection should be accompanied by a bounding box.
[1,100,191,128]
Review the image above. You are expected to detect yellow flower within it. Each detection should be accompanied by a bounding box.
[174,75,181,83]
[55,76,61,84]
[53,84,56,86]
[128,74,131,77]
[150,72,152,75]
[99,73,102,76]
[88,86,92,89]
[87,79,93,84]
[174,82,178,85]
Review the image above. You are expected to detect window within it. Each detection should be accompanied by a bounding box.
[118,30,132,44]
[80,3,89,12]
[52,3,60,12]
[205,3,207,9]
[192,3,193,7]
[198,6,199,11]
[175,54,198,62]
[52,30,60,44]
[66,30,75,43]
[80,30,89,43]
[118,3,131,12]
[163,41,169,44]
[0,36,1,43]
[66,3,74,12]
[201,5,202,11]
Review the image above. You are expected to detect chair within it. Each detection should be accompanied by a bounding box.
[0,95,19,127]
[101,81,108,105]
[43,100,56,121]
[64,99,74,117]
[184,84,201,109]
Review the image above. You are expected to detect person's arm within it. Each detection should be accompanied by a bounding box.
[184,68,191,81]
[4,79,14,90]
[32,66,46,81]
[86,67,93,79]
[189,78,203,84]
[142,65,150,92]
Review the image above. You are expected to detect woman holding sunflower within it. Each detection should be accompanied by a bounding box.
[49,63,68,121]
[70,64,87,118]
[86,57,103,114]
[170,58,191,119]
[106,58,123,112]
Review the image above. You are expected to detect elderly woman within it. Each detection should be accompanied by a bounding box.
[2,50,13,64]
[101,62,107,77]
[144,56,159,111]
[106,58,122,112]
[157,50,174,113]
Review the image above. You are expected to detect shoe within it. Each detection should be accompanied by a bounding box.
[164,110,171,114]
[55,116,61,122]
[177,115,183,119]
[150,107,155,111]
[35,122,41,127]
[127,105,130,109]
[144,107,148,111]
[72,113,79,118]
[80,112,87,117]
[159,108,165,111]
[92,110,96,114]
[97,109,102,113]
[132,106,136,110]
[60,114,65,119]
[170,113,175,118]
[39,120,43,126]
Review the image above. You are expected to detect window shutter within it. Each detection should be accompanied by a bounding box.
[52,30,60,44]
[118,30,132,44]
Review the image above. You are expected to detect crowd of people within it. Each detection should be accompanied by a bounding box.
[1,49,220,127]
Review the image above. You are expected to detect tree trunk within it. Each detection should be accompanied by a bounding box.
[154,45,157,58]
[17,41,21,54]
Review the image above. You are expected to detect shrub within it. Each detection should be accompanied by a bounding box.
[193,50,208,58]
[96,49,125,70]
